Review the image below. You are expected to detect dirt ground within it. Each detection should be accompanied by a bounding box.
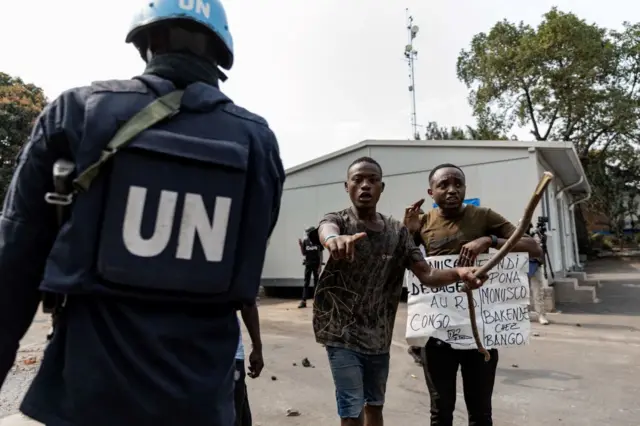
[2,257,640,425]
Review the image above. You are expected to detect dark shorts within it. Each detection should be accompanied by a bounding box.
[326,346,390,419]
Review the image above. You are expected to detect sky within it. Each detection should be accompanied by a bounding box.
[1,0,638,169]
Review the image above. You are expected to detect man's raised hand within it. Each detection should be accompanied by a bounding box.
[323,233,367,262]
[403,199,425,233]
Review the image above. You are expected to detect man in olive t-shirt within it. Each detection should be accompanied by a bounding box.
[404,163,542,426]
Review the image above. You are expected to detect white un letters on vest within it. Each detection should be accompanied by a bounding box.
[178,0,211,19]
[122,186,231,261]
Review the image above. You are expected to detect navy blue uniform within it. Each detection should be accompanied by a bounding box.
[0,75,284,426]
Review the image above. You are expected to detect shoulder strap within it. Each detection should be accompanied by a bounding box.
[73,90,184,192]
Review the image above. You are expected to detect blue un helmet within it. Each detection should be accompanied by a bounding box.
[126,0,234,70]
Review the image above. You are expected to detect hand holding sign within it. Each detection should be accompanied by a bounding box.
[324,233,367,262]
[459,237,492,266]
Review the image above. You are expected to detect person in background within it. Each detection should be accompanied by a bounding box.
[404,163,543,426]
[313,157,487,426]
[528,234,550,325]
[297,226,324,308]
[234,302,264,426]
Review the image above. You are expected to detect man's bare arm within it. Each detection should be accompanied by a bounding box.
[487,210,542,258]
[499,235,542,258]
[318,223,340,246]
[410,260,484,289]
[240,303,262,351]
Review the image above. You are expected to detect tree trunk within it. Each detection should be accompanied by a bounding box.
[574,207,592,257]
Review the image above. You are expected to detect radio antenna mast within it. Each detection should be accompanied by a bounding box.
[404,9,420,140]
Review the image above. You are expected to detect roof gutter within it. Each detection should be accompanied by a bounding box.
[556,176,585,199]
[568,191,591,210]
[561,149,592,270]
[567,186,591,270]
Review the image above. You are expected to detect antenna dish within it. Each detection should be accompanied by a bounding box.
[411,25,420,35]
[405,44,413,53]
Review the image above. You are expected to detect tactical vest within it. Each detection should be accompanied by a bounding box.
[41,75,277,305]
[303,238,321,265]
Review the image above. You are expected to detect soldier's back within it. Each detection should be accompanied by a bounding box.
[18,76,284,426]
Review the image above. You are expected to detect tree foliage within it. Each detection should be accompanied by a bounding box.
[423,120,510,141]
[585,145,640,234]
[456,8,640,234]
[0,72,47,201]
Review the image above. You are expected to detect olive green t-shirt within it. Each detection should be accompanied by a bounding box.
[418,205,516,256]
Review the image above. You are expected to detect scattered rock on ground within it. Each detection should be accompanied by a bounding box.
[286,408,301,417]
[0,346,44,418]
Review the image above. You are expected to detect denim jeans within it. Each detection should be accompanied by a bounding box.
[326,346,390,419]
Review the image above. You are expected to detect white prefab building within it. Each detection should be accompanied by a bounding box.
[261,140,591,290]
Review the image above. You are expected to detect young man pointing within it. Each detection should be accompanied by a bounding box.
[311,157,487,426]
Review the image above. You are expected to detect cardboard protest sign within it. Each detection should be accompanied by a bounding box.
[405,253,530,350]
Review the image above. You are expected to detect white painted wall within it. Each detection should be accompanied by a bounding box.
[536,154,579,277]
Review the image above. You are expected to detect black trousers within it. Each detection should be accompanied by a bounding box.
[234,360,252,426]
[302,264,319,301]
[421,339,499,426]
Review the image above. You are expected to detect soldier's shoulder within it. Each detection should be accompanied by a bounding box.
[222,103,270,129]
[40,84,96,122]
[51,79,148,108]
[50,79,149,116]
[89,78,150,95]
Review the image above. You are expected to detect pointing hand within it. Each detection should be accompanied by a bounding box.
[324,232,367,262]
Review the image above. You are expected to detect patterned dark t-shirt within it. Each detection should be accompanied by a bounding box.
[313,208,424,355]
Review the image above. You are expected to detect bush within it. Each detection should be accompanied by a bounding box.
[602,236,615,250]
[589,233,603,242]
[590,233,608,250]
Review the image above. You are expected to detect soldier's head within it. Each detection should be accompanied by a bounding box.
[345,157,384,209]
[126,0,233,77]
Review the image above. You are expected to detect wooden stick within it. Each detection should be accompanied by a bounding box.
[463,172,555,361]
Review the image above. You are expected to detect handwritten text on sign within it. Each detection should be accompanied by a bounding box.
[405,253,530,350]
